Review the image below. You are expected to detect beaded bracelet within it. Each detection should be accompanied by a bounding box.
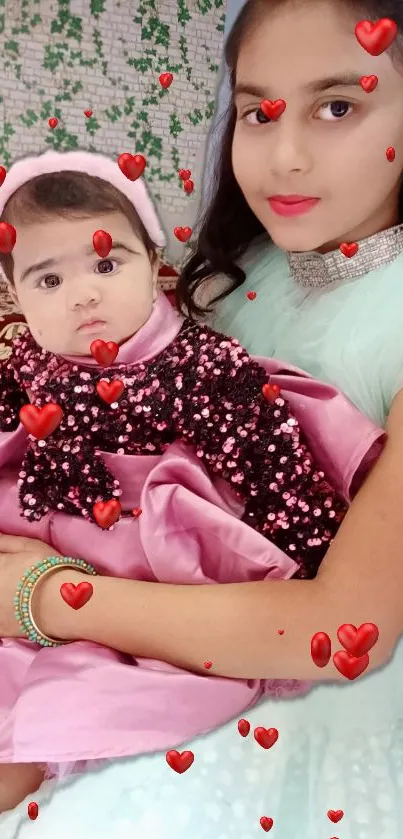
[14,556,98,647]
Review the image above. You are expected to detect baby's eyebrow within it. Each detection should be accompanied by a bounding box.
[83,241,139,256]
[20,242,139,282]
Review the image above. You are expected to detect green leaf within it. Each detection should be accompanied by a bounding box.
[85,116,101,136]
[197,0,212,13]
[45,127,80,151]
[20,109,39,128]
[169,113,183,138]
[91,0,106,16]
[105,105,122,122]
[124,96,136,115]
[4,40,19,55]
[43,43,68,73]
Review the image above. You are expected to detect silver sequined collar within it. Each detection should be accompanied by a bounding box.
[286,223,403,289]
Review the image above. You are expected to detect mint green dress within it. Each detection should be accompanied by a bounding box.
[2,239,403,839]
[214,236,403,427]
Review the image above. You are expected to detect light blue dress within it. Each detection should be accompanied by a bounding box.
[2,239,403,839]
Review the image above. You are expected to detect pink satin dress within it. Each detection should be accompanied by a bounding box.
[0,294,383,775]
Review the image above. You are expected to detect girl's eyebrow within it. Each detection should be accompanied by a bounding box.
[234,73,365,100]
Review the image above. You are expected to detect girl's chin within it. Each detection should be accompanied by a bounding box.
[266,226,328,254]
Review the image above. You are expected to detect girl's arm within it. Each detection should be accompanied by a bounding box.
[36,392,403,681]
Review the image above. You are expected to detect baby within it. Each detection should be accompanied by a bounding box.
[0,150,384,809]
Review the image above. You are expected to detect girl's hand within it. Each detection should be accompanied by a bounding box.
[0,534,62,638]
[386,388,403,438]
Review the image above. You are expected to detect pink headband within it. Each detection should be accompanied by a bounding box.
[0,149,166,248]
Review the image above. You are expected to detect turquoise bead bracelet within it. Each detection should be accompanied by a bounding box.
[14,556,98,647]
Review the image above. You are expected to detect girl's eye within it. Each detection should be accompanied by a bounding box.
[315,101,353,121]
[244,108,271,126]
[40,274,61,289]
[95,258,118,274]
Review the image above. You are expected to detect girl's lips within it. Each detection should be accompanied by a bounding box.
[268,197,320,218]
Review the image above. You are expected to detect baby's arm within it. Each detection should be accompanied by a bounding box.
[172,327,347,574]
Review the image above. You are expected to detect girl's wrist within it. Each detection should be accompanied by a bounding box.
[31,567,91,641]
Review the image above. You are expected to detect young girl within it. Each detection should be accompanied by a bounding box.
[9,3,402,839]
[0,147,388,815]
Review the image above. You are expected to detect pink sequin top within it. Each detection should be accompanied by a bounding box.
[0,296,353,579]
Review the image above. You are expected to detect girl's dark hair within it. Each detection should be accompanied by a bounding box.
[0,170,157,285]
[177,0,403,318]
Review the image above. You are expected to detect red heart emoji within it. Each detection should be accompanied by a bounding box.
[339,242,358,258]
[247,291,257,300]
[337,622,379,657]
[179,169,191,181]
[311,631,332,668]
[327,809,344,824]
[238,718,250,737]
[159,72,173,89]
[27,802,39,820]
[262,383,280,401]
[0,166,6,186]
[117,152,146,181]
[93,499,121,529]
[386,146,396,162]
[165,749,194,773]
[84,109,93,118]
[277,628,284,635]
[333,650,369,680]
[96,379,125,404]
[90,340,119,365]
[0,221,16,254]
[132,507,142,518]
[60,581,94,610]
[203,660,212,669]
[260,817,274,832]
[93,229,112,258]
[48,117,58,129]
[355,18,398,56]
[260,99,286,120]
[254,727,279,749]
[174,226,192,243]
[19,403,63,439]
[359,74,378,92]
[183,179,194,194]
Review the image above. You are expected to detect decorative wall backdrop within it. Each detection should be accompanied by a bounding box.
[0,0,226,264]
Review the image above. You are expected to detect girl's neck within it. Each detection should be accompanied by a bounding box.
[287,220,403,289]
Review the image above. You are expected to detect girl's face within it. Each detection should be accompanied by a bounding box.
[10,211,159,355]
[232,0,403,253]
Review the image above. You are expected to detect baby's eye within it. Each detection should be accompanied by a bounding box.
[40,274,61,289]
[96,259,118,274]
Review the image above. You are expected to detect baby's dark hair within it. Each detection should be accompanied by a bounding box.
[0,170,158,286]
[176,0,403,318]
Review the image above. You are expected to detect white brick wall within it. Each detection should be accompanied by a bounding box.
[0,0,225,263]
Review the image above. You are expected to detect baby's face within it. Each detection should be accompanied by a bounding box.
[10,211,159,355]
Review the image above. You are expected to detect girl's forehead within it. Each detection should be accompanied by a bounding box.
[236,1,399,88]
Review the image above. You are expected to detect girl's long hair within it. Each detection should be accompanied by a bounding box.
[176,0,403,318]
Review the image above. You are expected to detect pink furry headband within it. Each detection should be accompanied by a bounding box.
[0,149,166,247]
